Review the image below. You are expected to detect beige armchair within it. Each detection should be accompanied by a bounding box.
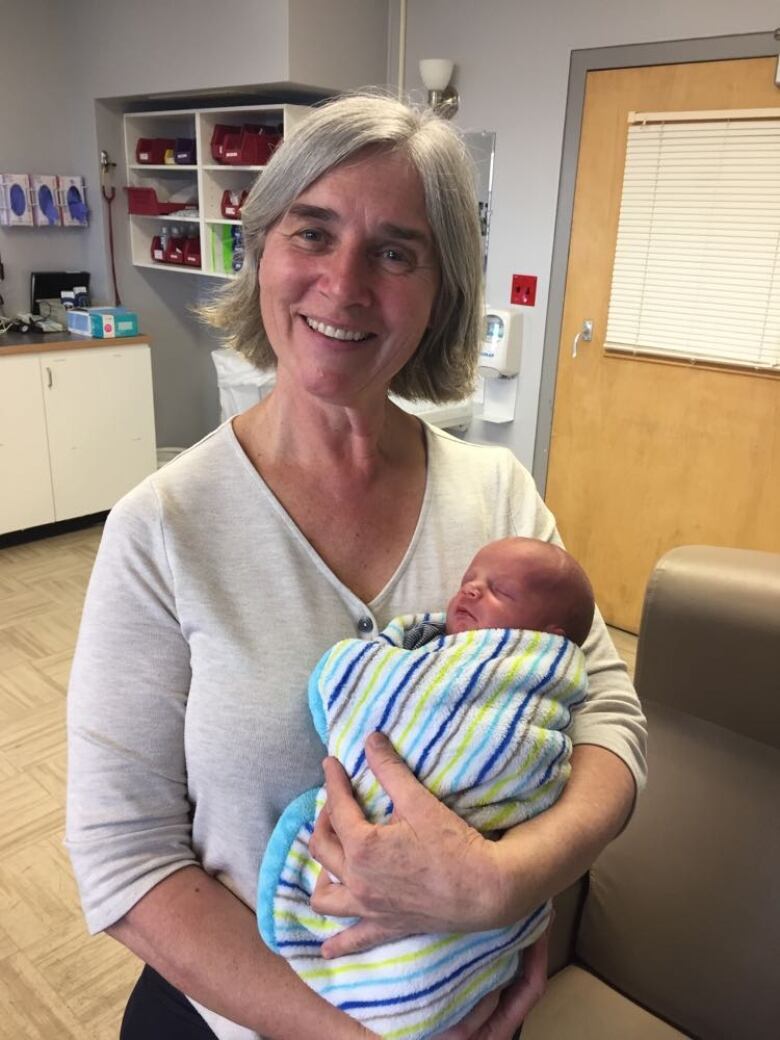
[524,545,780,1040]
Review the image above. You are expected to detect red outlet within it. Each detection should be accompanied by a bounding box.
[511,274,537,307]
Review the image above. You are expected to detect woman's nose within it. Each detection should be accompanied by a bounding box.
[319,244,372,307]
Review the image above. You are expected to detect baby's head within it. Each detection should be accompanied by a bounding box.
[445,537,595,646]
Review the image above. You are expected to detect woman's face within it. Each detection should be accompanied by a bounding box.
[258,149,440,406]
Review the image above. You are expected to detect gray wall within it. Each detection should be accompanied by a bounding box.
[0,1,90,317]
[1,0,389,448]
[289,0,391,90]
[6,0,776,458]
[392,0,780,468]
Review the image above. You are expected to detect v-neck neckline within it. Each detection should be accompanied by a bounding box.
[225,419,435,612]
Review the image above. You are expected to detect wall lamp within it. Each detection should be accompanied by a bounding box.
[419,59,459,119]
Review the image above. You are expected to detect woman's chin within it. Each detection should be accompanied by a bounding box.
[293,369,388,410]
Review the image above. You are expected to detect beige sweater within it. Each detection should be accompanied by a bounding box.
[66,419,647,1040]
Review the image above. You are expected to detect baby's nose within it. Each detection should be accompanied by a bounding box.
[462,582,482,599]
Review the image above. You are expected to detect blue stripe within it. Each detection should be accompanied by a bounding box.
[338,905,545,1012]
[349,652,431,779]
[339,648,421,777]
[277,878,311,897]
[326,642,375,711]
[529,737,567,791]
[402,628,493,767]
[318,923,523,997]
[414,629,511,777]
[475,635,568,785]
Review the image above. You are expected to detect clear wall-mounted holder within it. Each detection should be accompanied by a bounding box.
[0,173,33,226]
[473,372,519,424]
[0,173,88,227]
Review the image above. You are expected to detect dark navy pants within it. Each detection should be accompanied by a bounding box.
[120,965,218,1039]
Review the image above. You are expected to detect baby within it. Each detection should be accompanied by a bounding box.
[259,537,594,1040]
[414,535,593,645]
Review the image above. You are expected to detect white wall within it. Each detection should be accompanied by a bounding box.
[394,0,779,469]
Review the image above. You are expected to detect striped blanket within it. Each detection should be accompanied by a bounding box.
[258,613,587,1039]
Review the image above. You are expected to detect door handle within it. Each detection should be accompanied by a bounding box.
[46,366,53,388]
[572,320,593,358]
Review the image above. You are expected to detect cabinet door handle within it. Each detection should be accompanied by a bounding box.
[46,367,53,388]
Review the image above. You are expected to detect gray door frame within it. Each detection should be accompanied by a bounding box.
[532,30,779,493]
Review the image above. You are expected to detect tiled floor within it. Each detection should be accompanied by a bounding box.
[0,522,638,1036]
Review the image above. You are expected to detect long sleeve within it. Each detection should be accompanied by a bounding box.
[65,480,197,933]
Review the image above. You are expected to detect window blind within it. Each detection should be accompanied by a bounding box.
[605,111,780,371]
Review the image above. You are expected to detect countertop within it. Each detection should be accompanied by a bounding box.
[0,331,149,356]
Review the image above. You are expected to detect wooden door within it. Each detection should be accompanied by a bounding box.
[546,58,780,632]
[43,345,157,521]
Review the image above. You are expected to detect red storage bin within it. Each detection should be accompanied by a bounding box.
[125,187,196,216]
[211,124,281,165]
[183,235,202,267]
[223,126,281,165]
[210,124,233,162]
[220,189,248,219]
[164,232,185,264]
[136,138,176,164]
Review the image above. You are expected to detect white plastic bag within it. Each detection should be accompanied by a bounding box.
[211,348,275,421]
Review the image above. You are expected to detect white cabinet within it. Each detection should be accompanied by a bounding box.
[0,355,55,533]
[123,103,309,279]
[0,343,157,535]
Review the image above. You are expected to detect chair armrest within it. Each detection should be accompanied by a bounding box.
[548,876,588,974]
[634,545,780,747]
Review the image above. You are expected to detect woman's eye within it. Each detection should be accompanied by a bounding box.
[376,246,415,272]
[292,227,328,248]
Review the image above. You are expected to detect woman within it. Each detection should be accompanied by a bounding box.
[66,94,646,1040]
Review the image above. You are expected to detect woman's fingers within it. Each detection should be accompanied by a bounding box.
[361,731,432,815]
[310,868,360,917]
[309,801,348,881]
[477,927,551,1038]
[307,733,499,953]
[320,756,371,834]
[431,989,501,1038]
[320,918,406,960]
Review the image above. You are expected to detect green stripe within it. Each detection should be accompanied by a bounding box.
[299,931,466,980]
[428,631,543,794]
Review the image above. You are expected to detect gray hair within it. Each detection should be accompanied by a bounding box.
[198,93,484,402]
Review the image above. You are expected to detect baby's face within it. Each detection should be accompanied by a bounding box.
[445,541,565,636]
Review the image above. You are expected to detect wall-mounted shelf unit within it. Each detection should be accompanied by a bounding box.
[123,104,309,279]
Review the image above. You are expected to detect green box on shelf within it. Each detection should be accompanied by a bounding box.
[210,225,234,276]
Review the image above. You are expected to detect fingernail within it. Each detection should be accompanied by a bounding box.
[367,731,387,749]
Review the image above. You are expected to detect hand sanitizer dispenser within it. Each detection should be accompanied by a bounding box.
[474,308,523,423]
[478,308,522,378]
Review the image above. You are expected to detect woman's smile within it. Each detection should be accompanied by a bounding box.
[302,315,374,344]
[258,149,440,405]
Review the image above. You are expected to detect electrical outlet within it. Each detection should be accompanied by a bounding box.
[511,274,537,307]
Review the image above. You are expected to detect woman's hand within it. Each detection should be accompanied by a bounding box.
[434,926,551,1039]
[308,731,503,958]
